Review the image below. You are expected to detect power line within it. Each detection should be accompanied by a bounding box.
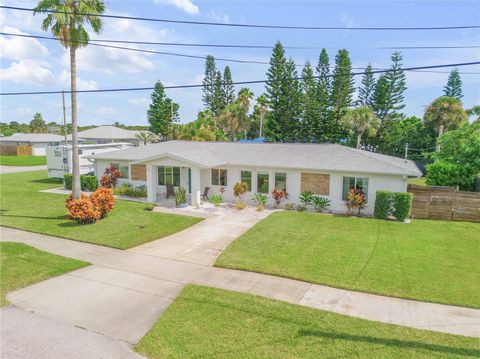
[2,32,479,75]
[2,5,479,31]
[1,61,479,96]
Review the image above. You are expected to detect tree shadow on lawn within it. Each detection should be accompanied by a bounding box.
[0,214,67,221]
[298,329,480,357]
[30,178,63,185]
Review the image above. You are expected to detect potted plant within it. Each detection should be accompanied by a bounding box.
[252,192,268,211]
[271,189,288,208]
[175,187,188,208]
[312,196,331,213]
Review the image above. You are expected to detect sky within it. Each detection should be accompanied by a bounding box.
[1,0,479,127]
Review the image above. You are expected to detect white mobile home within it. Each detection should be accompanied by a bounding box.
[88,141,421,214]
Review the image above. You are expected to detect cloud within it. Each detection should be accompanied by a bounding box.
[128,97,150,107]
[59,70,98,91]
[154,0,199,15]
[0,60,55,86]
[206,10,230,23]
[0,26,49,60]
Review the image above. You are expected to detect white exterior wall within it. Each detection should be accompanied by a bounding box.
[32,143,48,156]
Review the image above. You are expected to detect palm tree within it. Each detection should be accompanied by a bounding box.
[255,94,268,138]
[217,103,250,141]
[341,106,380,149]
[424,96,467,152]
[237,87,254,113]
[135,131,158,145]
[34,0,105,199]
[466,105,480,123]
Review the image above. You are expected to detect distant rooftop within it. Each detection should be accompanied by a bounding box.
[0,133,71,143]
[77,126,144,140]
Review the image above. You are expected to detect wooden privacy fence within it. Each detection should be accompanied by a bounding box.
[408,185,480,223]
[0,144,33,156]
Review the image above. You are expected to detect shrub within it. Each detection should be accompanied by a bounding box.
[175,187,187,206]
[209,194,223,208]
[64,174,98,191]
[345,188,366,216]
[312,196,331,212]
[100,165,122,188]
[114,182,133,195]
[271,189,288,208]
[284,203,295,211]
[90,188,115,219]
[233,182,248,201]
[252,193,268,211]
[64,174,72,190]
[66,194,100,224]
[426,160,477,191]
[393,192,413,221]
[299,191,314,207]
[234,201,247,210]
[295,204,307,212]
[374,191,394,219]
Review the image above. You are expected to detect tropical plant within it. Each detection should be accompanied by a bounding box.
[90,187,115,219]
[66,193,100,224]
[271,189,288,208]
[284,203,295,211]
[312,196,331,212]
[29,113,47,133]
[345,188,366,216]
[299,190,314,207]
[209,194,223,207]
[35,0,105,199]
[217,102,250,141]
[100,165,122,188]
[233,182,248,202]
[342,106,380,149]
[295,204,307,212]
[423,96,468,152]
[135,131,157,145]
[255,94,268,138]
[466,105,480,123]
[175,187,187,206]
[252,192,268,211]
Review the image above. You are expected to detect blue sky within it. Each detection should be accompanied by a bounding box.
[1,0,479,126]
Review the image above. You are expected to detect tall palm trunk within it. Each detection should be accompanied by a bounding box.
[436,124,444,153]
[259,112,264,138]
[356,133,362,149]
[70,46,81,198]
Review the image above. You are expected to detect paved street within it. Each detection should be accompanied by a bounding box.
[0,165,47,174]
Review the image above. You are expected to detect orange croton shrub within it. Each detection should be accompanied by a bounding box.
[90,188,115,219]
[66,194,101,224]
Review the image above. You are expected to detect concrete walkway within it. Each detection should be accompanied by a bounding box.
[2,225,479,342]
[0,165,47,174]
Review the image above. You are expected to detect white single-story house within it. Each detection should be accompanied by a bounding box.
[0,133,76,156]
[88,140,422,214]
[77,126,148,146]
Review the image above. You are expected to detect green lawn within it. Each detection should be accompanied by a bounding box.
[216,212,480,308]
[408,177,427,186]
[136,285,480,358]
[0,155,46,166]
[0,242,89,305]
[0,171,202,249]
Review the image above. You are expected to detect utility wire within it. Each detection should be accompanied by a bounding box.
[2,33,479,75]
[1,61,479,96]
[1,5,479,31]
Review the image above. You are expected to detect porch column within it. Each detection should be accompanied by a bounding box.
[190,167,201,206]
[146,164,157,203]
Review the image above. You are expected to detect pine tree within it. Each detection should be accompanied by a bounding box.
[223,66,235,106]
[373,51,407,121]
[443,68,463,99]
[212,70,224,116]
[283,58,303,142]
[357,64,376,107]
[202,55,217,112]
[329,49,354,141]
[300,61,318,142]
[315,48,331,142]
[148,80,179,140]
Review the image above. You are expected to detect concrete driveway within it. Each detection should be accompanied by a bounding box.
[0,165,47,174]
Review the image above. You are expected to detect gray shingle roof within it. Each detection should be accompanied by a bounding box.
[77,126,142,140]
[0,133,65,143]
[88,140,422,176]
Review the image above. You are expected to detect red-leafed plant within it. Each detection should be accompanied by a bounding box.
[345,188,366,216]
[271,189,288,208]
[66,194,101,224]
[90,188,115,219]
[100,165,122,188]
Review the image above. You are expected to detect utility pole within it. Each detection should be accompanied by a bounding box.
[404,143,409,161]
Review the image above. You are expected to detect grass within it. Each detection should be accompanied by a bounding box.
[0,155,46,166]
[136,285,480,358]
[408,177,427,186]
[0,242,89,305]
[0,171,202,249]
[216,211,480,308]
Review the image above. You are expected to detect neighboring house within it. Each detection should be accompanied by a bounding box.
[0,133,76,156]
[77,126,147,146]
[46,143,134,178]
[89,141,421,214]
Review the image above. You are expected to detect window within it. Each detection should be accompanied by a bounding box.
[158,166,180,187]
[111,163,129,179]
[211,169,227,186]
[274,172,287,191]
[257,172,269,194]
[342,177,369,201]
[240,170,252,191]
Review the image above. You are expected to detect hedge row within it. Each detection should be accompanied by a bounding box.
[64,174,99,192]
[374,190,412,221]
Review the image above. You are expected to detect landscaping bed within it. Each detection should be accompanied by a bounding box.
[0,171,202,249]
[136,285,480,358]
[216,211,480,308]
[0,242,89,305]
[0,155,46,166]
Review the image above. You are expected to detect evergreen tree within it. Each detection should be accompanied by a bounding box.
[300,61,318,142]
[29,113,47,133]
[202,55,217,112]
[148,81,179,140]
[443,68,463,99]
[212,70,224,116]
[315,48,332,142]
[223,66,235,106]
[357,64,376,107]
[372,51,407,121]
[329,49,354,141]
